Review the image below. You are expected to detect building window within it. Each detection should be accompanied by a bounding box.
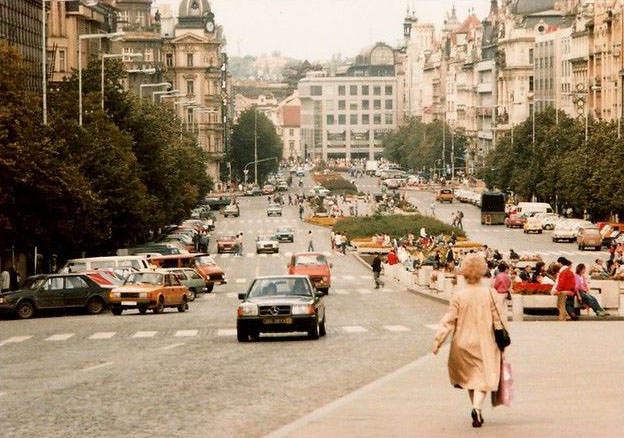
[362,114,370,124]
[350,103,358,111]
[338,114,346,125]
[385,113,393,124]
[289,140,295,154]
[385,85,393,95]
[326,100,334,111]
[373,114,381,124]
[362,100,369,110]
[58,50,66,72]
[373,86,381,95]
[529,48,534,65]
[350,85,358,95]
[374,100,381,110]
[326,114,335,125]
[338,100,345,110]
[289,128,295,136]
[310,85,322,96]
[529,76,534,92]
[350,114,358,124]
[144,48,153,62]
[361,85,369,95]
[166,53,173,67]
[338,85,346,96]
[187,80,194,95]
[187,108,194,125]
[187,53,194,66]
[385,99,393,110]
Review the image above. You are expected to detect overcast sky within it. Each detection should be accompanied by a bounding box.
[155,0,491,60]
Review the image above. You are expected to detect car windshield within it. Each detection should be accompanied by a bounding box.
[268,204,280,208]
[295,255,326,266]
[440,189,452,194]
[218,235,236,241]
[124,272,163,285]
[195,256,216,265]
[247,278,312,297]
[277,228,293,233]
[258,235,276,241]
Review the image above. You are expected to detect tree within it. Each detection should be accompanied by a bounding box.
[229,108,282,184]
[281,60,323,92]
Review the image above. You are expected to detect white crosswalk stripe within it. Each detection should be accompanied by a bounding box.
[89,332,116,340]
[334,289,349,295]
[285,252,293,258]
[226,292,239,298]
[132,331,157,338]
[46,333,74,341]
[342,275,354,281]
[271,253,280,257]
[424,324,440,331]
[246,253,254,257]
[175,330,198,337]
[259,253,267,257]
[383,325,410,332]
[217,329,237,336]
[220,254,231,259]
[322,251,332,257]
[0,335,32,346]
[235,278,247,284]
[359,275,370,280]
[342,325,368,333]
[357,288,373,294]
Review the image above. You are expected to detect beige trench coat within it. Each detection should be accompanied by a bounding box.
[434,283,502,391]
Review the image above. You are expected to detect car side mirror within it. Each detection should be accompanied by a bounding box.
[237,292,246,300]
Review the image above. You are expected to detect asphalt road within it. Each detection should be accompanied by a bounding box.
[0,174,447,438]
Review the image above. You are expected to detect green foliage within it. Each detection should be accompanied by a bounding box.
[229,108,281,184]
[382,117,467,176]
[313,173,357,194]
[333,215,465,240]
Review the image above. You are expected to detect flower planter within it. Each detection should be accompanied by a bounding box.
[511,294,524,321]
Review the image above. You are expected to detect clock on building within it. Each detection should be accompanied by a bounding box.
[205,20,215,33]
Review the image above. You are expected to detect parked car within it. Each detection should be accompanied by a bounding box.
[262,184,275,195]
[244,185,262,196]
[223,203,240,217]
[216,234,239,254]
[577,227,602,251]
[256,234,279,254]
[383,178,401,189]
[164,268,207,301]
[436,189,454,203]
[296,168,305,177]
[287,252,332,294]
[109,271,189,315]
[236,275,326,341]
[267,203,283,217]
[0,273,111,319]
[533,212,561,230]
[277,181,289,191]
[552,220,594,242]
[60,256,151,274]
[505,214,526,228]
[523,217,543,234]
[275,227,295,243]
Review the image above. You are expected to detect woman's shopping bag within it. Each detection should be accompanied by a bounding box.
[492,360,514,407]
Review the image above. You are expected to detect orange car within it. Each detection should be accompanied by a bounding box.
[287,252,332,294]
[216,234,239,254]
[109,270,190,315]
[436,188,454,203]
[149,253,226,293]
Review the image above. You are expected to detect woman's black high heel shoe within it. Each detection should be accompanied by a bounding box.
[471,409,483,428]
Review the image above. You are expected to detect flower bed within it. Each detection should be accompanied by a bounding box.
[312,172,357,194]
[512,282,553,295]
[454,241,484,248]
[306,216,342,227]
[333,214,465,240]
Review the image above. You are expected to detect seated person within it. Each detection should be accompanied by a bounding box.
[589,258,609,278]
[509,249,520,261]
[575,264,609,317]
[519,265,532,282]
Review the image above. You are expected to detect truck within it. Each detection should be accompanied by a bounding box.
[365,160,378,175]
[481,191,506,225]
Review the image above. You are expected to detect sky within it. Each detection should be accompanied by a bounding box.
[155,0,491,61]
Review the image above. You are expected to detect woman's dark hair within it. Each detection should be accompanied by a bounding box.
[576,264,586,275]
[498,263,507,272]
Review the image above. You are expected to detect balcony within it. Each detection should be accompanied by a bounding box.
[476,107,493,117]
[477,82,493,93]
[477,130,493,140]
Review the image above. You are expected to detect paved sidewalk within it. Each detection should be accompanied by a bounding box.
[267,321,624,437]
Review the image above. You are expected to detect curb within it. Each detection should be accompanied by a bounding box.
[353,253,373,270]
[406,286,450,305]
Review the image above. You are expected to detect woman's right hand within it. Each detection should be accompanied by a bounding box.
[431,341,440,355]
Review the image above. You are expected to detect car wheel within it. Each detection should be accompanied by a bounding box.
[319,316,327,337]
[538,230,542,234]
[177,297,187,313]
[206,283,214,293]
[237,327,248,342]
[16,301,35,319]
[188,289,196,301]
[138,305,148,314]
[86,297,105,315]
[308,318,320,340]
[111,306,123,316]
[153,297,164,314]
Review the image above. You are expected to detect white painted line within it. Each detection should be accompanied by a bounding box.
[357,288,373,294]
[384,325,410,332]
[226,292,238,298]
[259,253,267,258]
[80,361,113,372]
[235,278,247,284]
[161,342,186,351]
[220,253,231,259]
[175,330,198,337]
[132,331,157,338]
[380,287,393,292]
[322,251,332,257]
[46,333,74,341]
[271,253,280,257]
[217,328,237,336]
[204,293,217,299]
[334,289,349,295]
[424,324,440,331]
[88,332,116,340]
[342,275,354,281]
[342,325,368,334]
[246,253,255,257]
[359,275,370,280]
[0,335,32,347]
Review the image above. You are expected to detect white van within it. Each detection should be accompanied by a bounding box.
[516,202,553,217]
[59,256,151,274]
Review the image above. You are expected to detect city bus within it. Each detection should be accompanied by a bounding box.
[481,191,506,225]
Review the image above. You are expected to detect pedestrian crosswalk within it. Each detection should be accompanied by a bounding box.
[214,251,335,260]
[213,284,393,297]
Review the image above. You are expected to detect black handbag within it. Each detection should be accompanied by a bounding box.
[489,291,511,351]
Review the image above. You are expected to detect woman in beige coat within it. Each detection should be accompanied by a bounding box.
[432,254,503,428]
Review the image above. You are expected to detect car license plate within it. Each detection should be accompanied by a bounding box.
[262,317,292,325]
[121,301,135,306]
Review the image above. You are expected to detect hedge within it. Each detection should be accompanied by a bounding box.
[332,214,465,240]
[312,172,358,194]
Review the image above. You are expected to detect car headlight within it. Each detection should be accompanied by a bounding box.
[0,297,6,304]
[110,291,120,298]
[238,303,258,316]
[322,276,328,282]
[139,292,148,298]
[292,304,314,315]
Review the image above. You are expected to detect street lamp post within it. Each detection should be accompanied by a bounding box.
[78,31,123,126]
[139,82,171,100]
[101,53,142,110]
[254,107,258,185]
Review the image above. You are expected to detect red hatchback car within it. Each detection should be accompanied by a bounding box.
[505,214,526,228]
[287,252,332,294]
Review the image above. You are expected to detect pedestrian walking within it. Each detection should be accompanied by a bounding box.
[237,233,244,256]
[288,194,292,205]
[430,201,436,217]
[307,231,314,252]
[1,268,9,293]
[371,254,384,289]
[299,204,304,220]
[457,210,464,229]
[432,254,505,428]
[8,267,19,291]
[330,231,336,250]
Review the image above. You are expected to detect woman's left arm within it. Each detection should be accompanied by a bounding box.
[432,295,459,354]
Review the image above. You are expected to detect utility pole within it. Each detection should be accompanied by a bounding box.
[254,107,258,185]
[442,115,446,179]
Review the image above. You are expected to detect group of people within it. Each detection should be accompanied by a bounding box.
[329,231,348,254]
[1,267,20,293]
[450,210,464,229]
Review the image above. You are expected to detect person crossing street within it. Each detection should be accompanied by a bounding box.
[372,254,384,289]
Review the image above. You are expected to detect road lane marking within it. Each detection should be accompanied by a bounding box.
[220,254,231,259]
[88,332,116,340]
[384,325,410,332]
[132,331,157,338]
[359,275,370,280]
[424,324,440,331]
[342,275,354,281]
[46,333,74,341]
[259,253,267,258]
[334,289,349,295]
[175,330,198,337]
[380,287,393,292]
[271,253,280,257]
[226,292,238,298]
[246,253,255,257]
[0,335,32,347]
[80,361,113,372]
[161,342,185,351]
[342,325,368,333]
[217,329,237,336]
[235,278,247,284]
[357,288,372,294]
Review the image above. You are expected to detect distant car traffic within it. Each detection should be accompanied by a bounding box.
[236,275,326,341]
[223,203,240,217]
[244,185,262,196]
[505,214,526,228]
[577,227,602,250]
[523,217,543,234]
[262,184,275,195]
[436,189,454,203]
[216,234,239,254]
[266,203,283,216]
[275,227,295,243]
[287,252,332,294]
[109,271,190,315]
[256,234,279,254]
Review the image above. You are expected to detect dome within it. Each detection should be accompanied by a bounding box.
[179,0,211,18]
